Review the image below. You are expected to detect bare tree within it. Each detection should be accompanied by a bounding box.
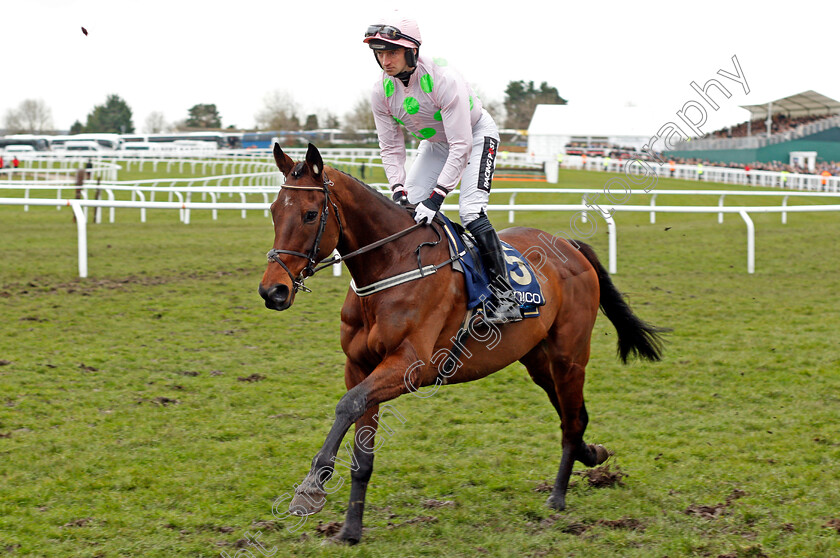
[316,109,341,129]
[255,90,301,131]
[3,99,54,133]
[343,94,375,132]
[144,111,168,133]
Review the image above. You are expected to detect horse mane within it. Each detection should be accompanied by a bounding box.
[327,166,413,217]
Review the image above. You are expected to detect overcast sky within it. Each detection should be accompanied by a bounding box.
[4,0,839,135]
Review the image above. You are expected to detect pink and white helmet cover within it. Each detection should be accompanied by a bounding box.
[363,11,422,49]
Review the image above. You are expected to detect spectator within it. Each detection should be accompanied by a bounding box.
[708,112,836,139]
[663,155,839,178]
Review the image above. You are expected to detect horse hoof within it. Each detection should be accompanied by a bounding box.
[592,444,612,465]
[546,493,566,511]
[332,531,360,546]
[289,488,326,516]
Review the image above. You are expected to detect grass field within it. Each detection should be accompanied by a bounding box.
[1,164,839,557]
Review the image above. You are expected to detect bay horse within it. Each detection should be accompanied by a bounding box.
[259,143,665,544]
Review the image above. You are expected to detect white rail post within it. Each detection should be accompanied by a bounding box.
[739,210,755,274]
[105,189,116,223]
[508,192,518,223]
[781,195,789,224]
[94,192,101,225]
[183,193,191,225]
[69,200,88,278]
[606,213,617,274]
[135,191,147,223]
[650,193,657,224]
[332,251,342,277]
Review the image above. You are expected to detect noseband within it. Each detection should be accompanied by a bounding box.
[266,175,343,293]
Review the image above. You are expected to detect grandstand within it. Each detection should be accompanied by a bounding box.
[665,90,840,168]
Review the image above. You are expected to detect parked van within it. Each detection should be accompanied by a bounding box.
[63,141,102,152]
[2,144,36,153]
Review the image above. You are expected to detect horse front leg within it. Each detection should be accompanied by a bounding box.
[335,404,379,545]
[289,350,429,518]
[288,383,369,516]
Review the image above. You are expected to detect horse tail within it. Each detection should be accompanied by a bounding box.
[577,242,666,364]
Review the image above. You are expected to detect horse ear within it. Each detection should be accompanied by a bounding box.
[273,142,294,176]
[305,143,324,180]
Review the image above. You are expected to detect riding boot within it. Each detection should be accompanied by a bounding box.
[467,216,523,324]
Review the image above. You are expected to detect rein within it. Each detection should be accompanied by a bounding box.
[266,174,426,294]
[312,221,425,273]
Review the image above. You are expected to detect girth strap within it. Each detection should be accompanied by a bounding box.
[434,307,477,386]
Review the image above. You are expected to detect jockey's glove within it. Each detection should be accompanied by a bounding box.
[413,190,445,225]
[391,184,408,206]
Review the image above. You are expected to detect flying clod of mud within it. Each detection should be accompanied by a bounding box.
[576,463,626,488]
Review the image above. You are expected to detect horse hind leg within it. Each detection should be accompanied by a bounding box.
[520,347,610,511]
[550,359,612,510]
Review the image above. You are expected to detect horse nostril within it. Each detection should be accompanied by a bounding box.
[272,284,290,303]
[259,283,290,309]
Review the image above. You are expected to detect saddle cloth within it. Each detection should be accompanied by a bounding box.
[437,214,545,318]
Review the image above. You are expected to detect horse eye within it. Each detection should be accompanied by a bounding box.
[304,210,318,223]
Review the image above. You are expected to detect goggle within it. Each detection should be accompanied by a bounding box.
[365,24,419,45]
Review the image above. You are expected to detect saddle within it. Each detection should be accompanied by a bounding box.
[436,214,545,319]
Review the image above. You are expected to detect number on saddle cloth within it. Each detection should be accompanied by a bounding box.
[438,215,545,318]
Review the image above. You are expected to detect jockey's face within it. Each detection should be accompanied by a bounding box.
[376,47,412,76]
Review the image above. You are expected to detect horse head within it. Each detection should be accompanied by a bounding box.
[259,143,342,310]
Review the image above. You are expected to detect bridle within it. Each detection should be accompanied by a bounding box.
[266,172,425,294]
[266,175,342,293]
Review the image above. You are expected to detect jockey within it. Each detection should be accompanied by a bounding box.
[364,12,522,324]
